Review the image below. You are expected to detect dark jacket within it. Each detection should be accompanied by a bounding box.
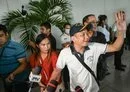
[49,34,57,51]
[90,31,106,44]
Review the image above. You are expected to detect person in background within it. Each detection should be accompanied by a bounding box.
[29,33,59,92]
[45,11,126,92]
[97,15,110,43]
[0,24,29,92]
[82,14,106,43]
[60,23,71,91]
[126,23,130,50]
[112,21,126,71]
[29,22,57,51]
[83,14,110,79]
[97,14,111,75]
[60,23,71,48]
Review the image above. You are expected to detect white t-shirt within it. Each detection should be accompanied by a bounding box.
[56,43,107,92]
[98,26,110,42]
[60,33,71,44]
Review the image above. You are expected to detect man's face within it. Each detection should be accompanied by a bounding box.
[64,24,71,34]
[40,26,50,36]
[72,29,91,47]
[0,31,8,47]
[65,25,71,29]
[84,16,98,32]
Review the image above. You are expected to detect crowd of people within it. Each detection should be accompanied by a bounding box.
[0,11,128,92]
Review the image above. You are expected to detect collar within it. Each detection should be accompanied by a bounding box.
[60,32,70,37]
[70,44,90,55]
[64,32,70,36]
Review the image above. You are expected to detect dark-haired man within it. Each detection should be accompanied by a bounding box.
[40,22,57,51]
[82,14,106,43]
[0,24,29,92]
[29,22,57,51]
[83,14,111,80]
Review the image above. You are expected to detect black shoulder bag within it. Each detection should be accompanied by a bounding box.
[74,53,100,87]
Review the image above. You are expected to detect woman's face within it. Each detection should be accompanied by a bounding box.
[37,38,51,54]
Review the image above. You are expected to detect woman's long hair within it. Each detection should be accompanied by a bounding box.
[35,33,52,64]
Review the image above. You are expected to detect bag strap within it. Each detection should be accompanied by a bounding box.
[74,53,100,86]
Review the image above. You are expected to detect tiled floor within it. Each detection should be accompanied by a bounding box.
[99,49,130,92]
[0,49,130,92]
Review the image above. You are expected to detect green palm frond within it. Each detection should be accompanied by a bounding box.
[28,0,72,23]
[1,10,23,33]
[20,25,39,51]
[1,0,72,52]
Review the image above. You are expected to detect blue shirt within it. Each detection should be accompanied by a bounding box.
[0,40,29,80]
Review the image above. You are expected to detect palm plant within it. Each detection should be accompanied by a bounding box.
[1,0,72,52]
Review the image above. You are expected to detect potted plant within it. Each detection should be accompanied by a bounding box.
[1,0,72,52]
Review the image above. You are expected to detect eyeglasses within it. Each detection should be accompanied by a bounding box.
[89,21,98,24]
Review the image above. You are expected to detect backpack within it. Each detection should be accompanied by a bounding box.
[97,54,107,81]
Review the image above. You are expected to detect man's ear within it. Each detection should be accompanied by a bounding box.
[71,36,75,42]
[84,21,88,26]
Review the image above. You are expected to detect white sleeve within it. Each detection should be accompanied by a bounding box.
[56,49,66,69]
[60,35,71,44]
[60,35,65,44]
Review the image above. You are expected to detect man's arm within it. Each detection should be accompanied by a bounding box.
[28,40,36,49]
[6,58,27,82]
[106,11,126,52]
[45,68,62,92]
[49,68,62,82]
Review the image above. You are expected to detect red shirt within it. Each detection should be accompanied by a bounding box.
[29,51,58,85]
